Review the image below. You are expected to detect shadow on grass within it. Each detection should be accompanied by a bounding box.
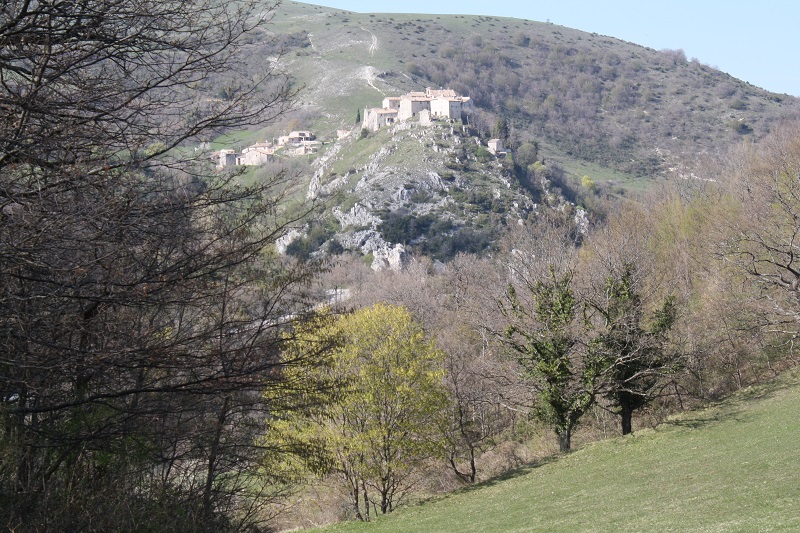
[663,410,743,430]
[407,369,800,513]
[456,455,560,494]
[408,454,563,512]
[661,373,797,430]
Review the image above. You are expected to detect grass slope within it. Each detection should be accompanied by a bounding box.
[268,1,799,183]
[322,368,800,532]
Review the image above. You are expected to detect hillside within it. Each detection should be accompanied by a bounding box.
[6,1,799,530]
[319,368,800,532]
[203,1,800,264]
[280,119,556,264]
[261,1,799,181]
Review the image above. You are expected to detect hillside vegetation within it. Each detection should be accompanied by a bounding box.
[222,1,800,263]
[320,368,800,532]
[263,1,799,180]
[295,120,549,262]
[7,0,800,530]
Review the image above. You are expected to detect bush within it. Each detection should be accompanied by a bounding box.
[420,226,495,261]
[286,221,336,259]
[476,146,493,162]
[379,211,437,244]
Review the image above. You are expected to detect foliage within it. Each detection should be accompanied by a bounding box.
[588,264,678,434]
[266,304,449,521]
[379,212,440,245]
[475,145,494,162]
[374,11,797,176]
[492,117,509,142]
[580,175,597,192]
[378,211,495,262]
[286,219,338,260]
[718,122,800,325]
[327,257,526,487]
[497,209,676,448]
[615,179,789,403]
[502,266,600,452]
[515,141,540,168]
[426,227,495,260]
[0,0,314,530]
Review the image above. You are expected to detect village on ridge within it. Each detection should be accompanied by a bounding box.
[216,88,506,169]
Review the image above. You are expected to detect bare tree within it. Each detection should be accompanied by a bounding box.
[0,1,319,530]
[437,255,524,483]
[716,121,800,324]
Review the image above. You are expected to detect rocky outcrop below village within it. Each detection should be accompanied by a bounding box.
[281,115,546,270]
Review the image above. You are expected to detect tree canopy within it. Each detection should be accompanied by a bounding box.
[0,0,312,529]
[267,304,449,521]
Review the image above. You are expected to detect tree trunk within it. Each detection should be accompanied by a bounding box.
[620,404,633,435]
[203,396,230,530]
[558,427,571,452]
[467,445,477,483]
[351,484,364,521]
[362,481,371,522]
[380,486,389,514]
[448,445,477,483]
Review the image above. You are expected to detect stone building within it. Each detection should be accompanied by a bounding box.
[426,88,458,98]
[217,149,237,169]
[418,109,432,126]
[487,138,505,155]
[382,96,401,110]
[430,97,466,119]
[398,91,432,121]
[277,130,315,146]
[217,130,318,169]
[363,107,399,131]
[237,142,275,166]
[363,87,472,132]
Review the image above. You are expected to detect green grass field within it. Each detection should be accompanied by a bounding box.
[320,368,800,532]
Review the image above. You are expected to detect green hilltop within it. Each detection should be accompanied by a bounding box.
[263,1,798,181]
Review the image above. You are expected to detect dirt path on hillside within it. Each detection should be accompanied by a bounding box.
[359,27,382,94]
[360,66,385,95]
[360,26,378,56]
[369,33,378,55]
[307,32,319,54]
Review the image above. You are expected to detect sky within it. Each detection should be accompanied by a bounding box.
[304,1,800,97]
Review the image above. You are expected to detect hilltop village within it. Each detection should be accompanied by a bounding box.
[362,87,475,131]
[214,87,510,170]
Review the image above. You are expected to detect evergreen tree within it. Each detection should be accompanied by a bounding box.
[588,264,677,434]
[502,267,601,452]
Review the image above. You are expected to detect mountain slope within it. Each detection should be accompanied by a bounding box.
[321,368,800,532]
[266,1,799,179]
[229,2,800,264]
[285,118,544,264]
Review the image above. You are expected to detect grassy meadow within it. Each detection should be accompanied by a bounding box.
[320,368,800,532]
